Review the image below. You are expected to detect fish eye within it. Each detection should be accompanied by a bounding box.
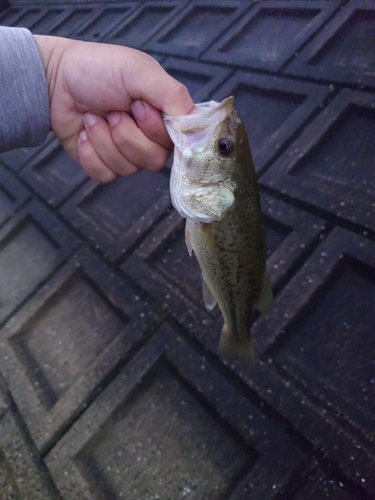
[217,138,234,156]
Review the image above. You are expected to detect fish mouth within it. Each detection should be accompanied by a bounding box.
[192,96,235,117]
[163,96,239,135]
[163,96,240,154]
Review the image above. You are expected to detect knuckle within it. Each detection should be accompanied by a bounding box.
[110,114,132,145]
[82,161,117,184]
[120,164,139,177]
[172,81,189,101]
[112,157,138,177]
[146,148,169,171]
[98,170,117,184]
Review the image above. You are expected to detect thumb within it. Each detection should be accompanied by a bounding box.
[121,50,195,116]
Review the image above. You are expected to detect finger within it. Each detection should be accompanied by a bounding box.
[83,113,139,176]
[107,111,170,172]
[78,130,117,183]
[119,50,195,116]
[130,100,173,150]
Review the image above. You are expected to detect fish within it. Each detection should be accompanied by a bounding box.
[163,96,273,360]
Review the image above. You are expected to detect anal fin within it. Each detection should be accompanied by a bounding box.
[202,276,217,311]
[254,273,273,314]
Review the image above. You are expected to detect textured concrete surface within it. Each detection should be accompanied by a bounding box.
[0,1,374,499]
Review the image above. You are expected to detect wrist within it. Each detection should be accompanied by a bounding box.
[33,35,75,100]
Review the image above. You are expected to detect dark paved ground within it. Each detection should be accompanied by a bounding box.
[0,1,374,499]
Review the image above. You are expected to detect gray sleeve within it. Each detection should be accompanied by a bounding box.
[0,26,50,152]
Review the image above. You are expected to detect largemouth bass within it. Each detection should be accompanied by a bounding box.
[164,96,273,360]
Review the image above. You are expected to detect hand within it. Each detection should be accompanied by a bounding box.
[34,35,194,182]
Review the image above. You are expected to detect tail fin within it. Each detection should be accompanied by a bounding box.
[218,324,255,363]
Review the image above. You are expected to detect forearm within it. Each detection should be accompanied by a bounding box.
[0,27,49,152]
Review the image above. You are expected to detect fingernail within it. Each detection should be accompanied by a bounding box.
[107,111,121,127]
[83,113,98,127]
[79,130,88,142]
[131,100,146,121]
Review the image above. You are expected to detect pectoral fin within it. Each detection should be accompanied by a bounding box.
[185,220,193,256]
[202,276,217,311]
[254,273,273,314]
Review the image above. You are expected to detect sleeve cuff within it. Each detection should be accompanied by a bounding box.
[0,26,50,152]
